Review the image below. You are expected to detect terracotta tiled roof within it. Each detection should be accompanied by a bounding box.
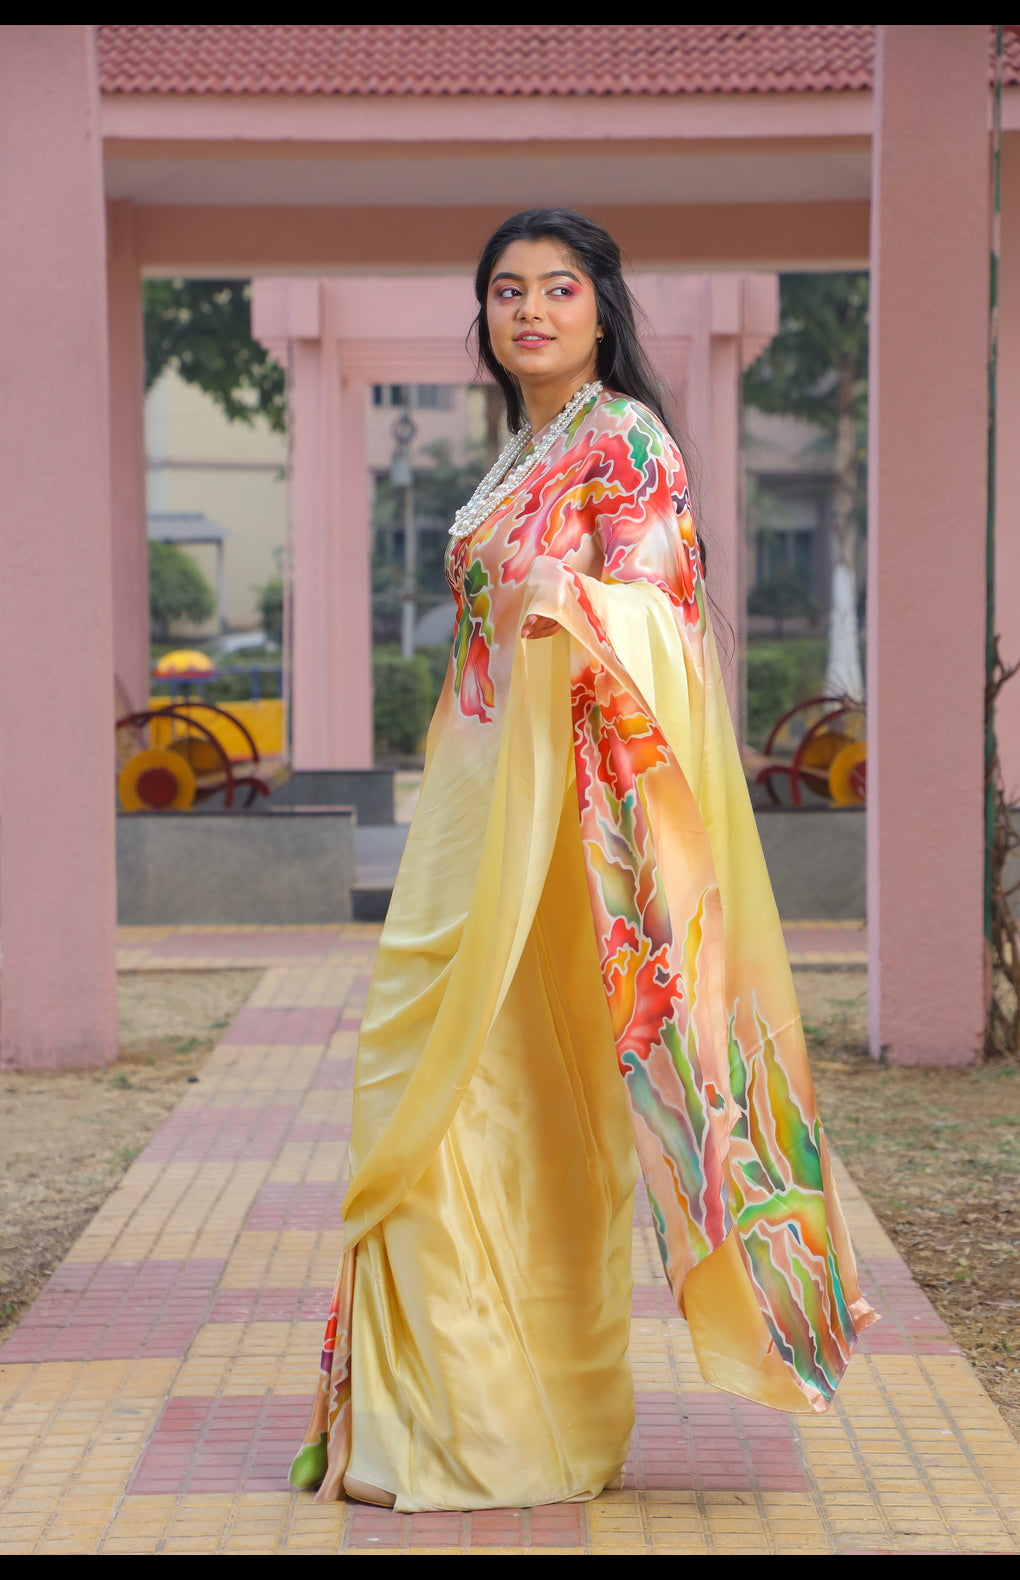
[96,25,1020,99]
[97,25,875,98]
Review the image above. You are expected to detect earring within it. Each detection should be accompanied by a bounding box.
[596,331,604,342]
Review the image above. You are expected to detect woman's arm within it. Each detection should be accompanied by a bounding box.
[522,403,702,639]
[521,529,605,639]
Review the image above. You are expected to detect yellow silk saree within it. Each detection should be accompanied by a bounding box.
[292,389,876,1511]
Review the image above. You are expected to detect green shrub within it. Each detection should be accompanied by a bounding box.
[203,668,282,703]
[255,575,284,646]
[747,572,819,634]
[746,638,828,747]
[149,541,215,636]
[418,645,452,714]
[373,651,432,757]
[747,645,798,746]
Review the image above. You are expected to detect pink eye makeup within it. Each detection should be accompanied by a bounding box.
[490,282,580,301]
[489,270,588,301]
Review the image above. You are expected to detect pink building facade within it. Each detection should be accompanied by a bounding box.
[1,25,1017,1070]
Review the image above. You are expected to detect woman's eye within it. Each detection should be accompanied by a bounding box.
[494,286,520,300]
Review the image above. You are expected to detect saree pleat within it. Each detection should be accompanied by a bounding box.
[345,775,638,1511]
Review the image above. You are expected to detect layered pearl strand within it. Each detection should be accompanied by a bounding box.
[448,380,603,542]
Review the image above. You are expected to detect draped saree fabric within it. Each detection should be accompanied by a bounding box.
[292,390,876,1511]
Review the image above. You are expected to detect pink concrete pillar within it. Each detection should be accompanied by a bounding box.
[636,276,737,713]
[679,280,713,574]
[107,199,150,713]
[734,274,780,742]
[995,133,1020,800]
[0,26,117,1067]
[708,276,745,731]
[867,25,989,1065]
[334,364,373,768]
[254,281,373,769]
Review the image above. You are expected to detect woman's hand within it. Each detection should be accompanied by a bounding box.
[521,532,604,640]
[521,613,561,640]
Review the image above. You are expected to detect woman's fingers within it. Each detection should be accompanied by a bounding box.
[521,614,561,639]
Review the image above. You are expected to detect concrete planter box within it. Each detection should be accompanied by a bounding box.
[117,806,355,925]
[269,769,394,825]
[338,809,867,924]
[112,803,864,927]
[755,806,865,920]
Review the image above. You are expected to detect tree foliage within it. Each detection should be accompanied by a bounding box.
[255,574,285,647]
[746,639,828,749]
[744,273,869,700]
[748,570,820,635]
[254,551,285,647]
[372,651,432,757]
[149,540,215,637]
[743,273,869,435]
[143,279,286,432]
[373,439,485,548]
[372,438,486,643]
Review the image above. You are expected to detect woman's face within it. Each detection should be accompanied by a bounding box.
[485,237,601,403]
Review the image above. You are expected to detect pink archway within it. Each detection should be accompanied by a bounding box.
[0,25,1012,1070]
[251,271,778,767]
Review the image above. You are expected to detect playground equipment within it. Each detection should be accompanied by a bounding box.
[153,648,217,682]
[748,695,867,807]
[117,698,281,811]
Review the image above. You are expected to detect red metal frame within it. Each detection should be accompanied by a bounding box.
[115,701,272,809]
[756,695,865,808]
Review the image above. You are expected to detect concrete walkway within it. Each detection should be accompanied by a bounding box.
[0,923,1016,1554]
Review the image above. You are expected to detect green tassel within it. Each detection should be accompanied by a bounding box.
[289,1433,328,1491]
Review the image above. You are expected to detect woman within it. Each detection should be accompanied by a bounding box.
[290,209,876,1512]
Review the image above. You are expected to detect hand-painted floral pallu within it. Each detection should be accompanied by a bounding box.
[290,390,877,1513]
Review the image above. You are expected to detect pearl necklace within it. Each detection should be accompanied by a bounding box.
[448,381,603,542]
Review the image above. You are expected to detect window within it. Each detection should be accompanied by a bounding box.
[371,385,456,411]
[751,486,823,595]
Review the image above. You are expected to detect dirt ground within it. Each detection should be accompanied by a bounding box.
[0,964,1017,1440]
[795,970,1020,1439]
[0,971,259,1346]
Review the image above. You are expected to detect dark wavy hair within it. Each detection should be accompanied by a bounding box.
[471,208,678,442]
[469,208,717,593]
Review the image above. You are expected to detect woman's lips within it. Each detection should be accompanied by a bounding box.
[514,334,553,344]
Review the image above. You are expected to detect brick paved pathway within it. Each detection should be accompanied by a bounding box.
[0,923,1017,1554]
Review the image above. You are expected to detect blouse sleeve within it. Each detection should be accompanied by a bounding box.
[592,402,705,630]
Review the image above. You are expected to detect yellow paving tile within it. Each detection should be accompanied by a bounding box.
[325,1029,359,1057]
[247,966,359,1009]
[164,1519,234,1538]
[104,1506,175,1534]
[101,1535,165,1548]
[3,926,1020,1555]
[220,1229,345,1291]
